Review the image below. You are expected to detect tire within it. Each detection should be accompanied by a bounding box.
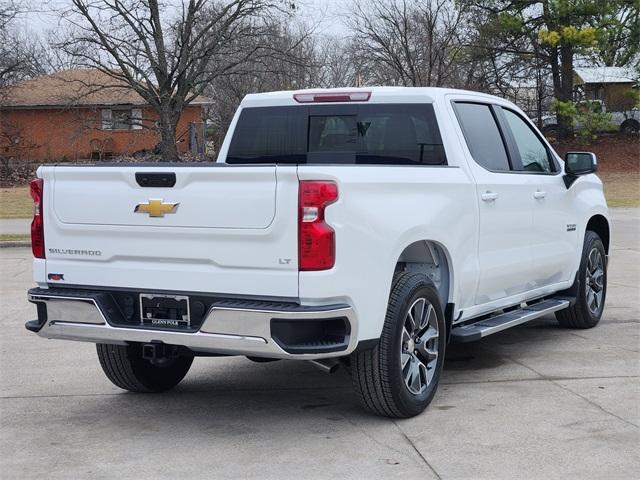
[556,230,607,329]
[96,343,193,392]
[620,119,639,135]
[351,272,446,418]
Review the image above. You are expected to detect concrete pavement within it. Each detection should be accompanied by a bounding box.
[1,209,638,479]
[0,218,30,235]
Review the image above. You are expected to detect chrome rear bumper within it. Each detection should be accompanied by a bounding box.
[27,289,357,360]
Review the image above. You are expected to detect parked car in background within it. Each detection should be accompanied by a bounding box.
[539,99,640,135]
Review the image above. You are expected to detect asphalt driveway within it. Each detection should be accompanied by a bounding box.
[1,209,638,479]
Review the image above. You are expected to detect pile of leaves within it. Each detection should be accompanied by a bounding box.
[0,159,38,187]
[550,133,639,174]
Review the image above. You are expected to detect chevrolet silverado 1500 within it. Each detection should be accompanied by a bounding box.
[26,87,610,417]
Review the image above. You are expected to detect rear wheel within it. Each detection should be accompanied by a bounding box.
[96,343,193,392]
[556,230,607,329]
[351,272,446,418]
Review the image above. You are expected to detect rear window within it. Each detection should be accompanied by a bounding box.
[226,104,447,166]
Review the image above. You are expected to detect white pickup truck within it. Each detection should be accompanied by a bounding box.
[26,87,610,418]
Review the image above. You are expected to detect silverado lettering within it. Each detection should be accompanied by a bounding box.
[48,248,102,256]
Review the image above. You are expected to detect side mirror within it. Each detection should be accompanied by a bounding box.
[564,152,597,188]
[565,152,597,175]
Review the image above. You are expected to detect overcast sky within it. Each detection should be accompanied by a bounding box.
[19,0,352,38]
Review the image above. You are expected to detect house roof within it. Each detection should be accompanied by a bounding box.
[0,69,211,108]
[574,67,638,85]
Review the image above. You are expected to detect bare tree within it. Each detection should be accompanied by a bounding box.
[347,0,468,87]
[311,37,361,88]
[57,0,294,160]
[0,1,46,90]
[205,17,321,148]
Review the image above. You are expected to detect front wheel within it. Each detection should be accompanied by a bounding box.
[351,272,446,418]
[97,343,193,392]
[556,230,607,329]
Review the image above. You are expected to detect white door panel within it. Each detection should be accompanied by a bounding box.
[474,174,535,304]
[497,107,577,289]
[531,175,577,286]
[449,100,536,306]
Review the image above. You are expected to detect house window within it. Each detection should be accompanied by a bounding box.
[101,108,142,130]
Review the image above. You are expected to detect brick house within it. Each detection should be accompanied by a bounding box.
[0,69,209,161]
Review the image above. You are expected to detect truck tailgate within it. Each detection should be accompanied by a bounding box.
[40,165,299,298]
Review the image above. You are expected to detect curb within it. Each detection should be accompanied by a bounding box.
[0,241,31,248]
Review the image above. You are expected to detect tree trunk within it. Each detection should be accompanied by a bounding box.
[556,45,575,140]
[534,48,544,129]
[157,108,180,162]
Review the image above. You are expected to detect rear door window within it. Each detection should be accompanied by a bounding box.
[453,102,510,171]
[226,104,447,166]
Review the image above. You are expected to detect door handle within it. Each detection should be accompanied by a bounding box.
[533,190,547,199]
[481,191,499,202]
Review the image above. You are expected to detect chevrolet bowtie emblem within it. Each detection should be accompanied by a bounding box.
[134,199,179,217]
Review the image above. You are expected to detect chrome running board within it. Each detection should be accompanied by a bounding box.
[450,298,570,343]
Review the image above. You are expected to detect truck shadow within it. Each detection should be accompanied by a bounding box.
[54,316,566,430]
[444,315,562,372]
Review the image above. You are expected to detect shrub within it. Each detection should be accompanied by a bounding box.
[575,102,614,144]
[551,100,613,144]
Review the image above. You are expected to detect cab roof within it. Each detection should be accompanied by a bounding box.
[241,86,505,108]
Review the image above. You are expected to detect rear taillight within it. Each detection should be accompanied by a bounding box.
[298,181,338,271]
[30,178,45,258]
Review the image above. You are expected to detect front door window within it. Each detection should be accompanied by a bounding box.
[501,109,552,173]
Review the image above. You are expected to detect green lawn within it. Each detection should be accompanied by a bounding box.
[0,234,30,241]
[600,172,640,208]
[0,187,32,219]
